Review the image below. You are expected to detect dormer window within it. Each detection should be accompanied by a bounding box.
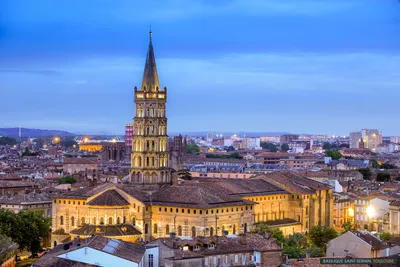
[209,243,215,249]
[183,246,189,251]
[194,245,200,251]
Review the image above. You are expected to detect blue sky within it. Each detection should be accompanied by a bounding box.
[1,0,400,135]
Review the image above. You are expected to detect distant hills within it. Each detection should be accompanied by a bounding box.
[0,128,75,138]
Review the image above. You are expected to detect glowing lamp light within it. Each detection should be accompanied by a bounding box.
[84,137,89,143]
[366,206,375,218]
[112,138,117,143]
[348,207,354,217]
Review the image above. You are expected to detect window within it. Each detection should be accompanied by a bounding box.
[235,254,238,263]
[205,257,209,265]
[200,210,202,215]
[117,217,120,224]
[170,208,173,212]
[132,217,136,226]
[145,224,149,234]
[100,217,104,225]
[209,243,215,249]
[149,254,154,267]
[154,223,158,234]
[60,216,64,225]
[71,216,75,226]
[225,255,229,264]
[108,217,113,225]
[192,226,196,238]
[166,224,170,235]
[81,217,85,225]
[178,226,182,236]
[93,217,97,224]
[54,199,56,203]
[214,256,217,264]
[210,227,214,236]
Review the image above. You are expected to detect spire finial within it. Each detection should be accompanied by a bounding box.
[149,25,152,40]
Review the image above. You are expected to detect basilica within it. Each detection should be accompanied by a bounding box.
[51,31,333,246]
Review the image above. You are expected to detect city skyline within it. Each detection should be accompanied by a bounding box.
[1,0,400,135]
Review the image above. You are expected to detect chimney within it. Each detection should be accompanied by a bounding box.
[170,232,176,239]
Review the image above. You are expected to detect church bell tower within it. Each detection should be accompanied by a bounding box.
[130,30,172,184]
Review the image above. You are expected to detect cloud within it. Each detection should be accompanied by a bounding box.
[0,69,62,76]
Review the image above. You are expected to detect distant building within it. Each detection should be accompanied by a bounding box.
[280,134,299,144]
[79,143,103,152]
[350,129,382,152]
[350,132,362,148]
[63,157,98,174]
[101,141,128,162]
[241,137,261,150]
[390,136,400,144]
[125,123,134,147]
[206,133,213,143]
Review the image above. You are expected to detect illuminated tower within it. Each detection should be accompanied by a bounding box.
[130,30,171,184]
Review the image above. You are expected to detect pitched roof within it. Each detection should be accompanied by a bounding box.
[87,189,129,206]
[150,183,255,208]
[254,171,331,194]
[353,231,390,250]
[63,158,97,165]
[156,233,281,257]
[140,31,160,92]
[70,224,142,237]
[33,236,145,267]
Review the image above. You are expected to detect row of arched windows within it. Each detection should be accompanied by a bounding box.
[144,224,237,237]
[60,216,133,226]
[136,107,165,118]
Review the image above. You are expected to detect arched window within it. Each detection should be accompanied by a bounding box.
[93,217,97,225]
[178,226,182,236]
[117,217,120,224]
[154,223,158,234]
[145,224,148,234]
[132,217,136,226]
[81,217,85,225]
[100,217,104,225]
[233,224,236,235]
[166,224,170,235]
[108,217,113,225]
[191,226,196,238]
[123,216,126,224]
[60,216,64,225]
[71,216,75,227]
[210,227,214,236]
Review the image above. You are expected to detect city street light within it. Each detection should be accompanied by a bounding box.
[366,206,375,218]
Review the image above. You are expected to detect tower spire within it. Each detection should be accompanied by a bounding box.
[141,28,160,92]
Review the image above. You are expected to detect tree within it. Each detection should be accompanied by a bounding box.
[325,150,343,160]
[358,168,371,180]
[0,136,17,146]
[371,159,380,169]
[281,143,290,152]
[309,226,338,249]
[341,220,355,233]
[380,163,397,169]
[261,142,278,152]
[58,176,77,184]
[322,142,332,150]
[307,246,324,257]
[376,172,390,182]
[225,146,235,152]
[186,144,200,154]
[0,209,51,252]
[252,223,285,246]
[380,232,393,242]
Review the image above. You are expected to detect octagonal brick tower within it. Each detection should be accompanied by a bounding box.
[130,30,172,184]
